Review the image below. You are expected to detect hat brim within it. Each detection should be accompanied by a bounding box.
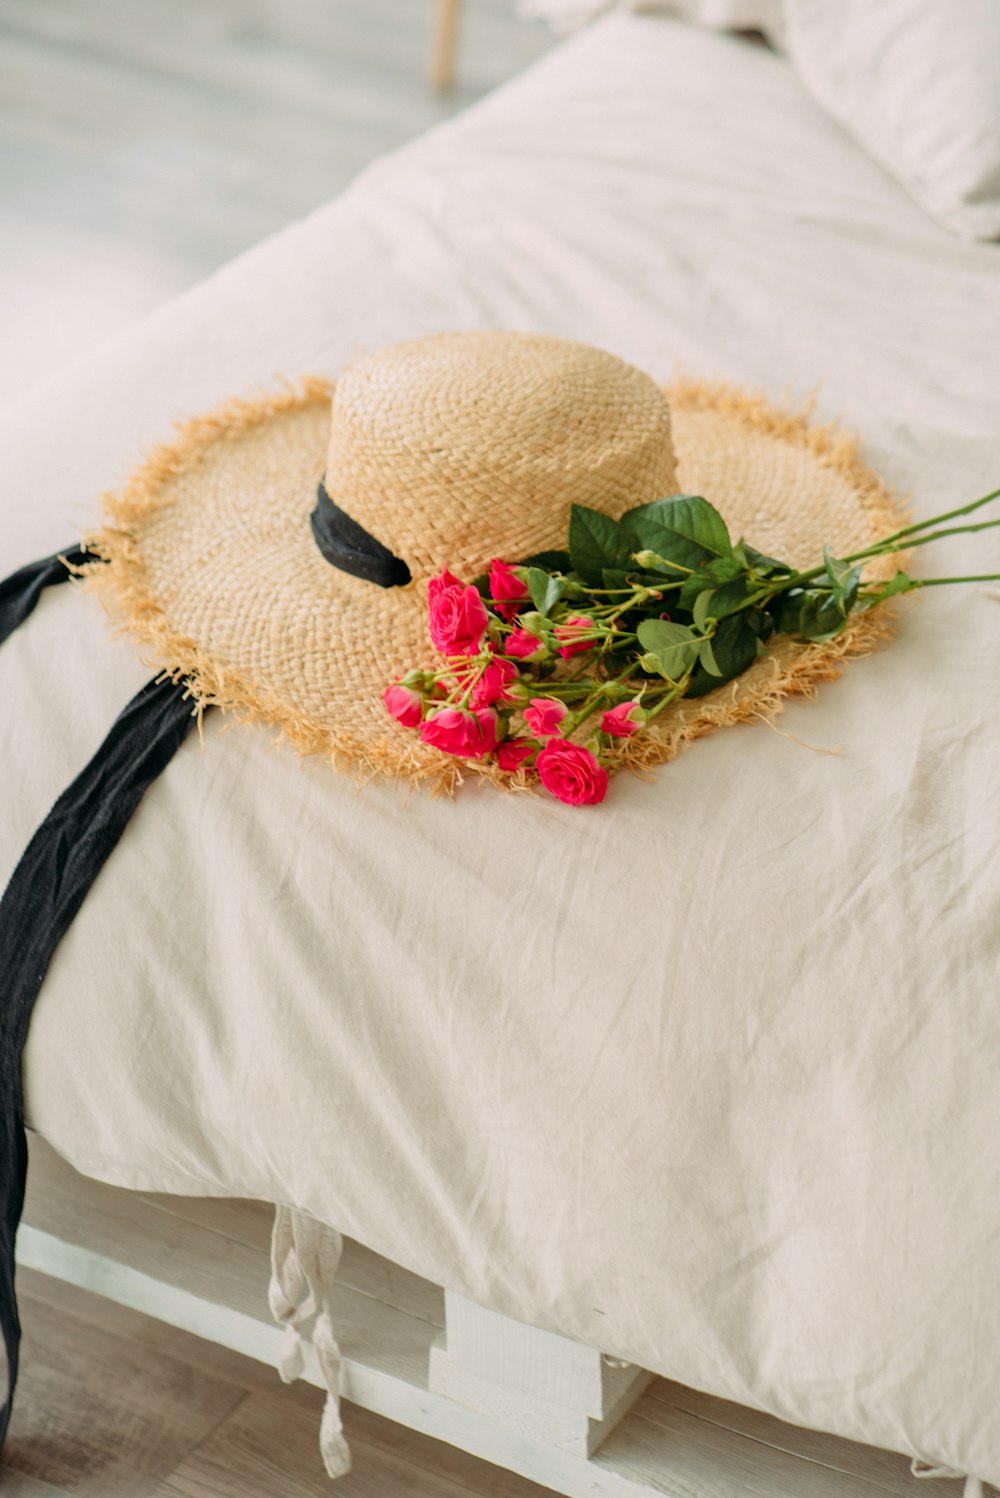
[89,376,906,793]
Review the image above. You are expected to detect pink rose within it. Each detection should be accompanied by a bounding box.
[418,706,498,759]
[471,656,519,708]
[504,627,547,661]
[383,681,423,728]
[497,738,536,772]
[536,740,609,806]
[523,697,568,739]
[489,559,529,621]
[428,568,490,657]
[600,700,646,737]
[554,615,597,659]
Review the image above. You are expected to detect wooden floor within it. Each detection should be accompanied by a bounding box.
[0,0,554,404]
[4,1266,551,1498]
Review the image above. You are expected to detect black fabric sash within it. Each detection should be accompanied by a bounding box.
[0,550,199,1445]
[0,545,90,648]
[310,481,411,588]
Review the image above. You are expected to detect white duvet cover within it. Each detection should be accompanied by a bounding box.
[3,14,999,1483]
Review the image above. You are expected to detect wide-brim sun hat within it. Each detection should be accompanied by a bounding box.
[89,331,905,791]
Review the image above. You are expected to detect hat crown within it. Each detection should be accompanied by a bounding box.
[324,331,677,581]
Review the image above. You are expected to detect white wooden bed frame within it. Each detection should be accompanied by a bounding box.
[18,1134,962,1498]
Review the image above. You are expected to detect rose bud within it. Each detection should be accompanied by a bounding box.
[535,740,609,806]
[418,706,497,759]
[504,627,548,661]
[554,615,598,658]
[427,568,490,657]
[471,656,520,707]
[488,559,529,620]
[523,697,569,739]
[600,700,646,737]
[383,680,424,728]
[496,737,536,772]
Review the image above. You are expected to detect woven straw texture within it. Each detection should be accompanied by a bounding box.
[89,332,907,793]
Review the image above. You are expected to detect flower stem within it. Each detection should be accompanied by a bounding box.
[908,572,1000,588]
[856,485,1000,549]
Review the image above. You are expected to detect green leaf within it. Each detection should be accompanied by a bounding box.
[677,556,745,612]
[635,619,702,680]
[519,549,571,572]
[742,542,792,577]
[711,577,752,617]
[685,616,759,697]
[692,589,715,631]
[602,567,673,593]
[822,546,862,616]
[678,568,748,617]
[784,589,851,642]
[698,637,722,676]
[620,495,734,572]
[525,567,565,617]
[855,570,913,610]
[569,505,621,586]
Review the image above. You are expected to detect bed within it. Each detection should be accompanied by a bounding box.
[3,10,1000,1494]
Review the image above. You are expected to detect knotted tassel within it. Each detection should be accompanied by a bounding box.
[268,1204,315,1384]
[315,1311,351,1479]
[911,1459,985,1496]
[267,1203,351,1479]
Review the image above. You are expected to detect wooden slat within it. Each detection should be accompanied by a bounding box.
[20,1145,437,1391]
[596,1404,897,1498]
[128,1186,444,1328]
[12,1269,551,1498]
[644,1379,959,1498]
[19,1140,988,1498]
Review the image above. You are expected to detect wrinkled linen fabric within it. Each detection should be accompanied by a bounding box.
[2,14,999,1483]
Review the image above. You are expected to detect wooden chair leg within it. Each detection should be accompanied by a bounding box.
[431,0,462,91]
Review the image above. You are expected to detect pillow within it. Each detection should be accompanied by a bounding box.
[520,0,1000,242]
[779,0,1000,241]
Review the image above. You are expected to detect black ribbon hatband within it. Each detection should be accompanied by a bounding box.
[310,481,411,588]
[0,548,201,1446]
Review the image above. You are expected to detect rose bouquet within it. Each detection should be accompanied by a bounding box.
[384,487,1000,806]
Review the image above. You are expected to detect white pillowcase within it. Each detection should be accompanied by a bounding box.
[780,0,1000,241]
[520,0,1000,241]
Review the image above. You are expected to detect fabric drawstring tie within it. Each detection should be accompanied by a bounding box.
[269,1205,351,1479]
[1,545,199,1450]
[911,1459,985,1496]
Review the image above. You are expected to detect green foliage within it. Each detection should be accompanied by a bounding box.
[775,587,850,642]
[635,619,703,680]
[620,495,735,573]
[855,570,913,610]
[685,616,759,697]
[822,546,862,615]
[525,567,566,617]
[519,549,572,572]
[741,542,792,577]
[568,505,621,585]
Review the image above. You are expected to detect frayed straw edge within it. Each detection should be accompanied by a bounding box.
[85,374,912,796]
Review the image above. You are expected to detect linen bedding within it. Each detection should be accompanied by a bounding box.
[3,12,999,1485]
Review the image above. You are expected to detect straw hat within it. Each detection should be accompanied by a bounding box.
[90,331,904,790]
